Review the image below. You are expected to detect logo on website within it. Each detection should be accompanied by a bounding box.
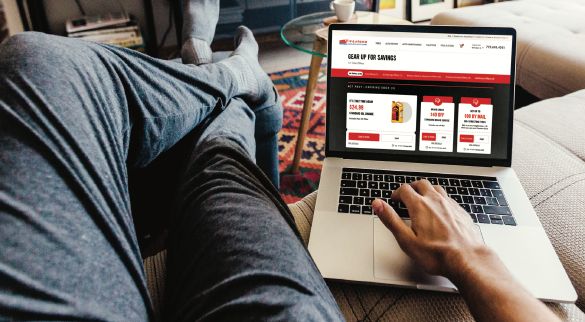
[339,39,367,45]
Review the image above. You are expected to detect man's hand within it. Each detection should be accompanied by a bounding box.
[371,180,561,322]
[371,180,487,280]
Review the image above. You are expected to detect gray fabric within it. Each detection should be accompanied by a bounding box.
[0,31,301,320]
[431,0,585,99]
[163,135,344,321]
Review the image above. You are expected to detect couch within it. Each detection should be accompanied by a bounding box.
[431,0,585,100]
[144,89,585,321]
[143,1,585,319]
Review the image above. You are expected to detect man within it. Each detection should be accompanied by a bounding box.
[0,1,560,321]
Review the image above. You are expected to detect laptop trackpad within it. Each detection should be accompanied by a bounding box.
[373,218,455,290]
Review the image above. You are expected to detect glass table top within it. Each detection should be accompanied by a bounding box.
[280,11,332,58]
[280,11,411,58]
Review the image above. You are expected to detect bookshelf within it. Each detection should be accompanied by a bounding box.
[15,0,375,58]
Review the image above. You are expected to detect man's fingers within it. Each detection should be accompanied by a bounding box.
[433,185,449,198]
[372,199,416,248]
[391,183,420,209]
[410,180,436,196]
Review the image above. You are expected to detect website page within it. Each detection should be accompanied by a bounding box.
[328,30,513,161]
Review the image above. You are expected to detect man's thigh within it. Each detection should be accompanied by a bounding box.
[0,123,150,320]
[165,99,343,321]
[0,33,153,320]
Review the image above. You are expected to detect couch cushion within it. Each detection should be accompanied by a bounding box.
[514,89,585,162]
[431,0,585,99]
[513,89,585,311]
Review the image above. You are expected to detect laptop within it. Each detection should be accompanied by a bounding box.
[308,24,577,303]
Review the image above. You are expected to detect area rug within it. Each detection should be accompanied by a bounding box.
[271,66,327,203]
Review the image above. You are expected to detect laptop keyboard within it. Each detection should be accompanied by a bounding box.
[338,168,516,226]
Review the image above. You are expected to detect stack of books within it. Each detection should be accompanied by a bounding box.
[246,0,289,9]
[66,13,145,52]
[219,0,244,25]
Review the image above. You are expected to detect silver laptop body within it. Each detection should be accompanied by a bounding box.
[308,24,576,303]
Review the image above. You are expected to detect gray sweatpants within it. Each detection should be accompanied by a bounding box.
[0,32,343,321]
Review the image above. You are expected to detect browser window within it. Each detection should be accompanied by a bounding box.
[328,29,514,161]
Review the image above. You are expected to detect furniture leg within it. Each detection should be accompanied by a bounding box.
[291,38,325,173]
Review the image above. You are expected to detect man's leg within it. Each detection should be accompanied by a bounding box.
[180,0,283,185]
[0,31,273,319]
[253,93,282,188]
[164,97,344,321]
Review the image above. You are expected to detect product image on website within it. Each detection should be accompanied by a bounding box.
[457,97,493,154]
[346,93,418,151]
[419,96,455,152]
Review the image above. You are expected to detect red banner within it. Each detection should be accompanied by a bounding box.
[422,96,453,105]
[460,97,492,106]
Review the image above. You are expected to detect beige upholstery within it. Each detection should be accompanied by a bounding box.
[144,249,166,321]
[144,90,585,320]
[431,0,585,100]
[512,89,585,312]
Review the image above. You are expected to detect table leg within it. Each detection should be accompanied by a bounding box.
[291,38,325,173]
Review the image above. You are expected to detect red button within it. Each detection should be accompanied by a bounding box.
[348,133,380,141]
[460,134,474,143]
[421,133,436,141]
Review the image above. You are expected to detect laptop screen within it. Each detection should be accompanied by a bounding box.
[327,26,515,166]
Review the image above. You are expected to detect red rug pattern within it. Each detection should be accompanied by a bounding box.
[271,66,327,203]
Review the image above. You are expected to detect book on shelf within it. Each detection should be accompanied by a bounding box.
[219,0,244,24]
[66,16,144,52]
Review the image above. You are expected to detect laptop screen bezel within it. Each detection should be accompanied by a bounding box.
[325,24,517,167]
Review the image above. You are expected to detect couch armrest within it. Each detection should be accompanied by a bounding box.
[287,191,318,247]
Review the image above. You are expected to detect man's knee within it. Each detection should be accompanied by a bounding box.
[0,32,96,77]
[254,89,283,138]
[2,33,57,66]
[197,98,257,160]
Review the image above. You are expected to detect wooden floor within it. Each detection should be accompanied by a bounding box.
[211,31,319,73]
[259,40,317,73]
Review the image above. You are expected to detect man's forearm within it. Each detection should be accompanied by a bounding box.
[449,248,560,322]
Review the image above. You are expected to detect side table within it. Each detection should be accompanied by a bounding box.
[280,11,411,173]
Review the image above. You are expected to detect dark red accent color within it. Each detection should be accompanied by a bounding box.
[348,132,380,141]
[460,97,492,107]
[460,134,475,143]
[421,133,436,141]
[423,96,453,105]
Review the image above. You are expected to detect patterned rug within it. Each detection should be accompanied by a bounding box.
[271,66,327,203]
